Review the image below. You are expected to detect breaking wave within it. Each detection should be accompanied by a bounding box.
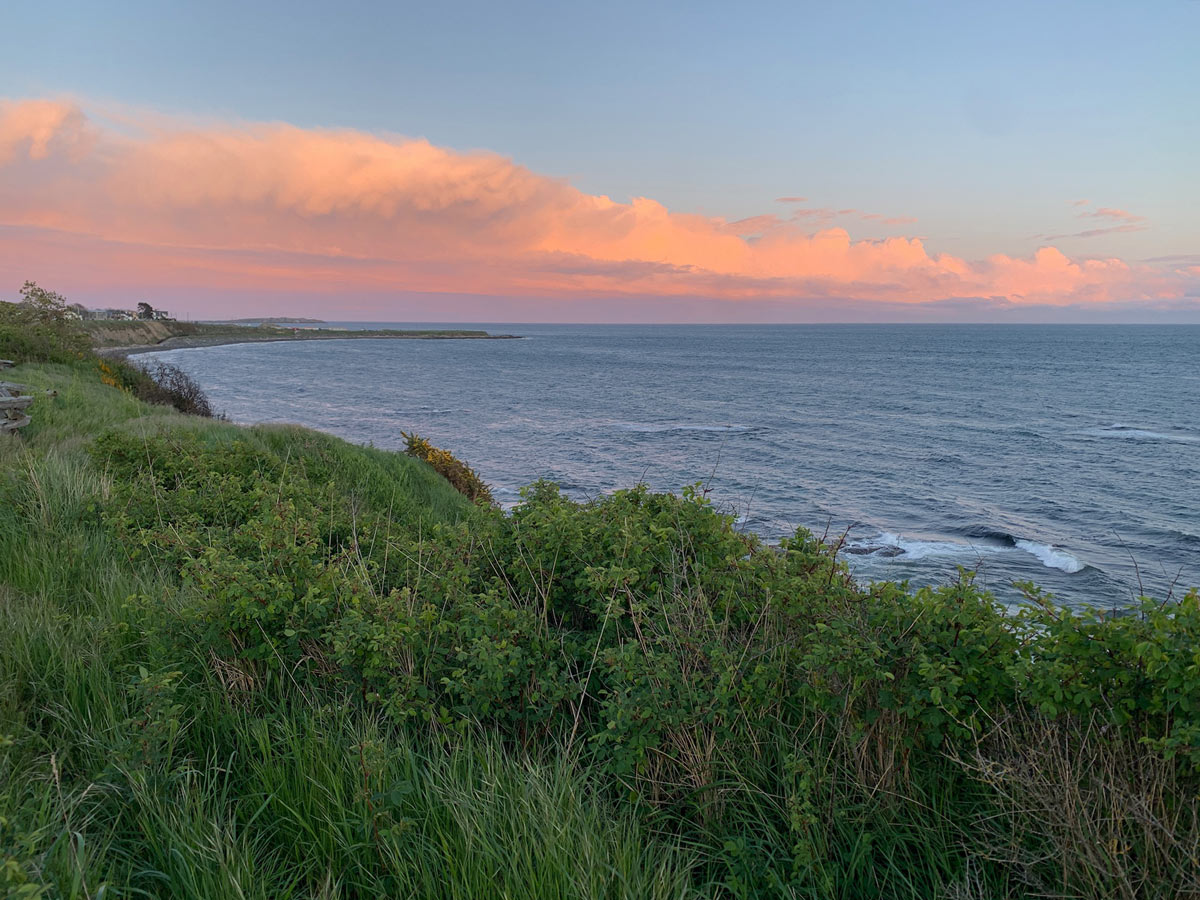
[1013,539,1085,573]
[846,530,1085,573]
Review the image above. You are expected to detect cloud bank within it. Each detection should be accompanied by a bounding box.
[0,98,1194,317]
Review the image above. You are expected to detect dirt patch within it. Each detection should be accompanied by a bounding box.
[84,321,181,348]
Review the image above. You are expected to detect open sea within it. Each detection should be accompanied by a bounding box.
[142,324,1200,609]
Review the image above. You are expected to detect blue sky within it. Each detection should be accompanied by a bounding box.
[0,0,1196,320]
[5,1,1196,254]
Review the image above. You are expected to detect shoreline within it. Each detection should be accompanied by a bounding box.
[96,326,523,357]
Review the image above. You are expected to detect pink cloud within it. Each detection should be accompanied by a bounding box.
[723,214,785,236]
[1044,223,1148,241]
[0,99,1191,312]
[1078,206,1145,223]
[813,209,917,227]
[0,99,94,164]
[787,207,837,223]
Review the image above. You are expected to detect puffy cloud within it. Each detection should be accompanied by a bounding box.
[0,99,93,164]
[0,98,1191,312]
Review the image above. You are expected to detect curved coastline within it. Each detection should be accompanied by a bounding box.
[92,323,523,356]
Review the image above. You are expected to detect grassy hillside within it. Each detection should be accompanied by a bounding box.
[2,360,1198,899]
[0,363,690,898]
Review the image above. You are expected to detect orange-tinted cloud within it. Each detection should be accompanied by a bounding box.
[1039,204,1149,241]
[0,99,94,164]
[1044,223,1147,241]
[0,98,1192,312]
[1083,207,1144,222]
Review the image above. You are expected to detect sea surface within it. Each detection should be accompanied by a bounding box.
[142,324,1200,608]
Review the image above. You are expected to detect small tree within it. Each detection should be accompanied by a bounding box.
[19,281,72,323]
[134,360,214,417]
[136,301,156,320]
[0,281,92,362]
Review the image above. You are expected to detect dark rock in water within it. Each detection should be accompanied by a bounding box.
[844,544,904,558]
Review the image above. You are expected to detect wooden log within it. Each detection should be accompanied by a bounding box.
[0,382,30,392]
[0,395,33,410]
[1,414,31,432]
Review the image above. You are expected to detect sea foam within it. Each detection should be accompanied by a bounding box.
[852,532,1002,562]
[1014,539,1085,573]
[848,531,1085,573]
[1084,424,1200,444]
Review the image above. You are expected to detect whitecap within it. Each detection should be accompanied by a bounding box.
[1014,539,1085,573]
[1083,424,1200,444]
[612,423,754,434]
[848,532,1002,562]
[847,531,1085,573]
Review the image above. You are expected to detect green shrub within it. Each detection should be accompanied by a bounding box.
[402,432,494,504]
[8,368,1189,899]
[95,357,215,417]
[88,430,1200,792]
[0,282,91,363]
[131,360,215,417]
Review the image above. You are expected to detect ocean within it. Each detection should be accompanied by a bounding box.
[142,324,1200,608]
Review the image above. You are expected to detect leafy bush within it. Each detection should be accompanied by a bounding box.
[0,280,214,419]
[132,360,214,417]
[0,282,91,363]
[72,417,1200,898]
[95,357,214,417]
[402,432,494,504]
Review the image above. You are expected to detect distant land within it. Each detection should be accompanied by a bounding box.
[83,319,520,355]
[206,317,326,324]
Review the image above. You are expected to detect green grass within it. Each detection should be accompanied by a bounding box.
[0,585,695,898]
[0,361,693,899]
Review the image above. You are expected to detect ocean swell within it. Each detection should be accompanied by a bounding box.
[611,422,756,434]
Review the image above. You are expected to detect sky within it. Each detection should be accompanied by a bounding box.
[0,0,1197,322]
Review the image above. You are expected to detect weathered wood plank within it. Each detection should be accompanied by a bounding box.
[1,414,31,432]
[0,395,33,410]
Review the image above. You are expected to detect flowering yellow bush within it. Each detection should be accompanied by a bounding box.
[402,432,494,504]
